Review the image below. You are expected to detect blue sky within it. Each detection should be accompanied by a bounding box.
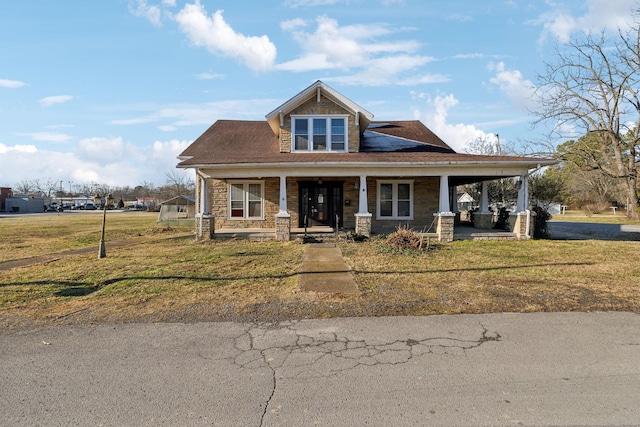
[1,0,638,189]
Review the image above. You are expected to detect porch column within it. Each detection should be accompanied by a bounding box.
[275,175,291,241]
[480,181,489,213]
[355,175,372,237]
[510,174,531,239]
[195,175,213,240]
[435,175,454,242]
[474,180,493,229]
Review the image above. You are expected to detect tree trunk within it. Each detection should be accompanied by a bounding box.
[626,175,639,220]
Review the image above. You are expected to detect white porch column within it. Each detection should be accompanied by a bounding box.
[275,175,291,241]
[200,175,209,214]
[480,181,490,213]
[516,174,528,212]
[355,175,372,237]
[438,175,452,213]
[278,175,288,215]
[357,175,369,214]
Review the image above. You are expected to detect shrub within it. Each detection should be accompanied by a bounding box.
[583,202,610,216]
[531,205,551,239]
[382,225,435,253]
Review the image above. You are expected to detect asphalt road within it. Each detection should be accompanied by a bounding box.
[1,312,639,426]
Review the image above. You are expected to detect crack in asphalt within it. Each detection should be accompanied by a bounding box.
[231,321,501,426]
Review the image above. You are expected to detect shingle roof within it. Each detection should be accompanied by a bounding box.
[177,119,550,168]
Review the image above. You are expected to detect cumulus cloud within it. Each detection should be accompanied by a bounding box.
[414,93,493,152]
[195,72,224,80]
[534,0,636,43]
[39,95,74,107]
[0,136,193,188]
[487,61,536,111]
[0,78,27,88]
[278,15,439,86]
[174,1,277,72]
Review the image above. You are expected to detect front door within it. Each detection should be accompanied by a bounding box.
[299,181,343,228]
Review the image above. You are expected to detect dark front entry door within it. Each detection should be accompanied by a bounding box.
[299,181,343,228]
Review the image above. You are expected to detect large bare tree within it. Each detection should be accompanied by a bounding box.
[534,25,640,219]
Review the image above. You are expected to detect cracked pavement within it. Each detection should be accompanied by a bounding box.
[1,312,639,426]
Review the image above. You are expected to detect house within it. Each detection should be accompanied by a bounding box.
[157,195,196,226]
[177,80,555,241]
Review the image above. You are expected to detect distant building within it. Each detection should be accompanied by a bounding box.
[4,196,46,213]
[1,187,13,212]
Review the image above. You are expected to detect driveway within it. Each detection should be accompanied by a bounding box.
[548,220,640,241]
[1,312,639,426]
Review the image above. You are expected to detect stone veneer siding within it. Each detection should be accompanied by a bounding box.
[367,177,440,234]
[279,95,360,153]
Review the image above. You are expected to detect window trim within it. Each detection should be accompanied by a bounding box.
[227,180,265,220]
[291,115,349,152]
[376,180,414,220]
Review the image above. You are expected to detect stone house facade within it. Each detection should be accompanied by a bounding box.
[178,80,554,241]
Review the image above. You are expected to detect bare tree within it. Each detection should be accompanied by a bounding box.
[533,25,640,219]
[14,180,34,196]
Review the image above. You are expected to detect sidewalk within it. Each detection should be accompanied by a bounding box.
[298,244,359,294]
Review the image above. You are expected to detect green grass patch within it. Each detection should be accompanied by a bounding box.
[1,212,639,328]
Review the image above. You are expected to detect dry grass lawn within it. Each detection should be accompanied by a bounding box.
[1,212,639,329]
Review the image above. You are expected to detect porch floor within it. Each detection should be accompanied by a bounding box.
[213,225,518,241]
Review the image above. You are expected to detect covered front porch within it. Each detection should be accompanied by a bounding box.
[193,165,536,242]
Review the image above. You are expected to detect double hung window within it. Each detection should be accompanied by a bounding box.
[292,116,347,152]
[229,181,263,219]
[377,180,413,220]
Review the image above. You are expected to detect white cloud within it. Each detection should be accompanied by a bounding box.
[0,137,192,188]
[277,15,436,85]
[174,1,277,72]
[535,0,636,43]
[16,132,73,143]
[415,93,493,152]
[111,99,278,129]
[39,95,74,107]
[195,72,224,80]
[0,78,27,88]
[75,137,128,163]
[284,0,341,7]
[487,61,536,111]
[129,0,163,27]
[0,142,38,154]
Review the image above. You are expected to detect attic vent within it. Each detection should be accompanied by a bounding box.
[317,87,321,102]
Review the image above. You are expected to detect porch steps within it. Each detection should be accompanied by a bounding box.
[457,232,518,241]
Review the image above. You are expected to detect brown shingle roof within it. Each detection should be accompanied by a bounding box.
[177,119,550,167]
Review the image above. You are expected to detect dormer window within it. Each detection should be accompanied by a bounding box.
[292,115,348,152]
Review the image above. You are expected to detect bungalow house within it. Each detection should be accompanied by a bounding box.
[177,80,554,242]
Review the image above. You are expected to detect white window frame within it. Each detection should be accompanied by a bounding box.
[227,180,264,220]
[291,115,348,152]
[376,180,414,220]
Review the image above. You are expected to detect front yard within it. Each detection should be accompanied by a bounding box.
[1,212,639,329]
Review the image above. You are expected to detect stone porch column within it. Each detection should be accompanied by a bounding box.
[196,175,213,240]
[355,175,372,237]
[275,175,291,241]
[435,175,455,242]
[510,174,531,239]
[474,180,493,229]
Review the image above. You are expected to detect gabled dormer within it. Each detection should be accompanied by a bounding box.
[265,80,373,153]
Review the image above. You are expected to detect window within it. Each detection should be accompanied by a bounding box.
[291,116,348,152]
[377,180,413,219]
[229,181,263,219]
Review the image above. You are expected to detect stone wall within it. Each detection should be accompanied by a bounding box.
[207,178,280,229]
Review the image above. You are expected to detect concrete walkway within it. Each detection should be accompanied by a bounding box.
[298,244,359,294]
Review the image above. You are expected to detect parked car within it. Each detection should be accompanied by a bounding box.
[84,202,97,210]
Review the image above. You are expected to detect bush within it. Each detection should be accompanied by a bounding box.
[382,225,434,253]
[531,205,551,239]
[583,202,610,216]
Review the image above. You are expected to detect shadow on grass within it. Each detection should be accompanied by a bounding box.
[352,261,594,275]
[2,261,595,299]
